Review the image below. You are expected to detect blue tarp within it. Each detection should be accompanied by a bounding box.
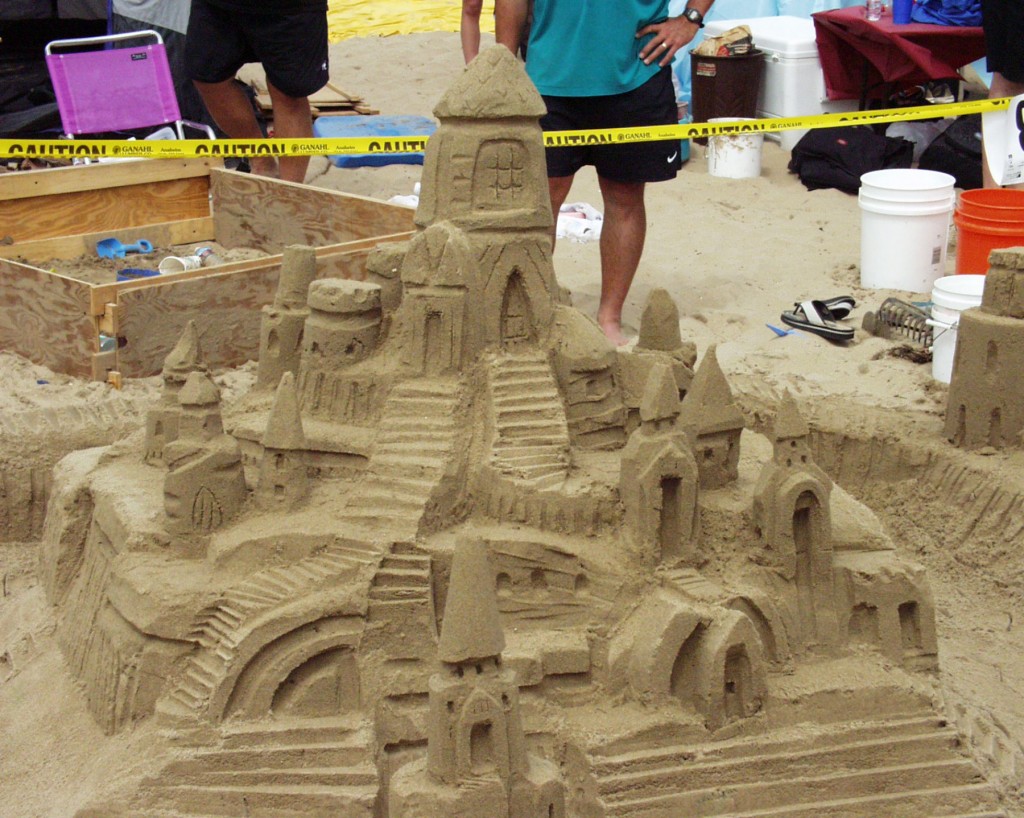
[313,114,438,168]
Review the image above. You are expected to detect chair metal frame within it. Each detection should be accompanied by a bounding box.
[45,29,214,142]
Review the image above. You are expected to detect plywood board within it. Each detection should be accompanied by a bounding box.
[0,258,96,378]
[114,236,411,377]
[1,176,211,246]
[0,217,215,265]
[210,169,415,253]
[0,159,213,202]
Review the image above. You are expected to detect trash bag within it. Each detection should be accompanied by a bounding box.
[788,126,914,194]
[918,114,983,190]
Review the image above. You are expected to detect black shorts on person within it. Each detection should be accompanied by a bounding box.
[185,0,329,99]
[982,0,1024,84]
[540,67,681,183]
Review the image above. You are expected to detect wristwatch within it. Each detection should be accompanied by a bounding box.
[681,6,705,27]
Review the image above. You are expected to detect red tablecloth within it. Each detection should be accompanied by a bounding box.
[812,6,986,101]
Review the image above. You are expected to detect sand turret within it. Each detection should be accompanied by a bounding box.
[256,244,317,391]
[945,249,1024,449]
[144,320,207,465]
[390,537,564,818]
[678,344,744,489]
[256,372,308,511]
[637,287,684,352]
[163,371,247,536]
[753,391,838,648]
[621,361,700,565]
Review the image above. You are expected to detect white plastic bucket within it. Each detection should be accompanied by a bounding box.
[707,118,763,179]
[858,169,956,292]
[927,274,985,383]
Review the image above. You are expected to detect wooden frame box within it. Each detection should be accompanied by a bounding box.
[0,160,415,379]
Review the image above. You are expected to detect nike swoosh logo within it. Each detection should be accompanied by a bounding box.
[667,152,678,162]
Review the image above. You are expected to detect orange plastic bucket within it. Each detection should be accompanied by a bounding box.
[958,188,1024,220]
[953,196,1024,275]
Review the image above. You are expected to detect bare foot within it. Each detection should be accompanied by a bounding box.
[599,319,630,347]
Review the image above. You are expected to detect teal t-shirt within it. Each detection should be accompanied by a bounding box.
[525,0,671,97]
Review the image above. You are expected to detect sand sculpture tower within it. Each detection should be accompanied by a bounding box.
[163,370,247,536]
[393,45,559,375]
[390,539,564,818]
[256,244,318,391]
[753,391,839,648]
[620,361,700,566]
[295,277,384,419]
[678,344,744,489]
[944,248,1024,450]
[144,320,206,465]
[635,287,697,388]
[255,372,308,511]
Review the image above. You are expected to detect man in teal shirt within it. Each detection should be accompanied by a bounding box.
[496,0,712,345]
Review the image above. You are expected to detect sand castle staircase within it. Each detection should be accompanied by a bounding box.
[487,351,570,490]
[365,541,438,671]
[340,378,462,539]
[136,714,378,817]
[368,540,434,618]
[160,542,377,723]
[583,711,1006,818]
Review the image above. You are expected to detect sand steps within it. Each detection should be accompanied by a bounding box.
[588,713,1004,818]
[341,379,460,536]
[369,547,431,602]
[488,351,569,489]
[160,543,376,720]
[138,719,377,817]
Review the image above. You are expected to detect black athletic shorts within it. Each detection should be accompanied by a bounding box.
[982,0,1024,84]
[540,67,681,183]
[185,0,329,99]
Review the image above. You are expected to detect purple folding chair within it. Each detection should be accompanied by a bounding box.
[45,30,214,141]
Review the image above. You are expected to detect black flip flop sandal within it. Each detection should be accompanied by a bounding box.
[781,300,855,342]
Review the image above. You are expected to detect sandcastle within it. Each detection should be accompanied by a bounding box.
[39,47,1008,817]
[945,247,1024,451]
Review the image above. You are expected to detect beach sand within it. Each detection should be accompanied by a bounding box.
[1,31,1022,817]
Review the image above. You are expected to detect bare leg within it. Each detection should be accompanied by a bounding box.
[461,0,484,63]
[596,176,646,346]
[547,174,574,250]
[983,72,1024,188]
[266,80,314,184]
[193,78,278,177]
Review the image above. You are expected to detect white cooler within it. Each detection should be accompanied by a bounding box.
[701,16,858,151]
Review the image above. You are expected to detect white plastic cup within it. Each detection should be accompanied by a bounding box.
[158,255,203,274]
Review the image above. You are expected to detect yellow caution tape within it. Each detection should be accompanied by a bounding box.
[0,98,1009,160]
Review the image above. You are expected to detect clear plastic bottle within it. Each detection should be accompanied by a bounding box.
[866,0,883,21]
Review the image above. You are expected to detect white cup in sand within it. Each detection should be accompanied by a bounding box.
[158,255,203,274]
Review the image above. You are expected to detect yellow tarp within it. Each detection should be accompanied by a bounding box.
[327,0,495,42]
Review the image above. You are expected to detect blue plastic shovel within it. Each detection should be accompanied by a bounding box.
[96,238,154,259]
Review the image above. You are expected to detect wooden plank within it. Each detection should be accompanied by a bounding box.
[0,258,95,378]
[1,176,211,245]
[0,158,213,202]
[92,349,117,381]
[0,217,215,265]
[114,237,409,377]
[210,168,415,253]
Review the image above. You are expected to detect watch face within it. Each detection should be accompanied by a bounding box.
[685,8,702,23]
